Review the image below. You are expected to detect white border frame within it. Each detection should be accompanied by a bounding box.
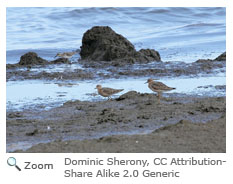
[1,1,232,184]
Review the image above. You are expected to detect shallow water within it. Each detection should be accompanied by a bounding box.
[7,7,225,63]
[7,75,225,112]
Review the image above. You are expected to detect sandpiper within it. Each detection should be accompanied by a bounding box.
[95,85,124,100]
[145,78,175,103]
[54,50,78,59]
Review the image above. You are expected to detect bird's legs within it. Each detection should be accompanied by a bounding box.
[157,92,162,104]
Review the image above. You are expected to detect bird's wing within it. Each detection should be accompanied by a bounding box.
[151,82,173,90]
[102,87,123,94]
[67,51,77,56]
[66,52,74,56]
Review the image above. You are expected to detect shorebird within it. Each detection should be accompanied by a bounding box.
[95,85,124,100]
[145,78,175,103]
[54,50,79,59]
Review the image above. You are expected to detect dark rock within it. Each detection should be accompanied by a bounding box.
[80,26,135,61]
[214,52,226,61]
[50,58,71,64]
[80,26,161,63]
[195,59,212,63]
[7,52,72,70]
[116,91,140,101]
[138,49,161,61]
[195,52,226,63]
[19,52,48,65]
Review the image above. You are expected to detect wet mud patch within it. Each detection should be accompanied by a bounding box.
[7,93,226,152]
[7,59,225,81]
[14,116,226,153]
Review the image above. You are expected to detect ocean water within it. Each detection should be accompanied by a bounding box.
[7,7,226,63]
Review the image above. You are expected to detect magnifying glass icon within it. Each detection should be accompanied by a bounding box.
[7,157,21,171]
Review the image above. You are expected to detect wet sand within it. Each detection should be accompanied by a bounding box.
[8,92,226,153]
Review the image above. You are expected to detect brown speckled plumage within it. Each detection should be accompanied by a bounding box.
[55,51,77,59]
[146,78,175,103]
[96,85,123,100]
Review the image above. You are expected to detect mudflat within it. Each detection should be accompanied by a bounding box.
[8,92,225,153]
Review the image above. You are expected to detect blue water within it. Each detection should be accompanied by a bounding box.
[7,7,226,63]
[7,75,226,112]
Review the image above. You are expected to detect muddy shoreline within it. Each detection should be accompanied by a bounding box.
[6,51,226,153]
[6,50,226,81]
[7,92,226,153]
[7,59,225,81]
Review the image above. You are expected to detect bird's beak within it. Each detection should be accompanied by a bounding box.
[144,81,148,84]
